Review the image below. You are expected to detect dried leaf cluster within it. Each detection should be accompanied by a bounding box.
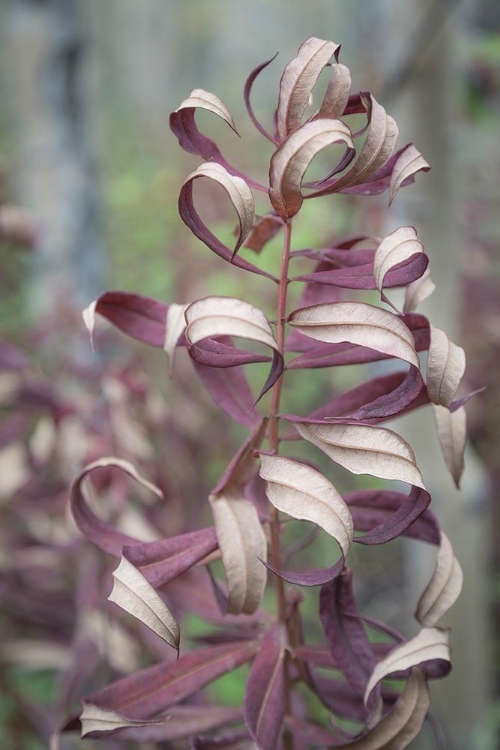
[65,38,472,749]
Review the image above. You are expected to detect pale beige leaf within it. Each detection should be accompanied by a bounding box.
[259,454,353,558]
[109,556,180,650]
[277,37,340,140]
[269,119,353,219]
[164,303,189,374]
[389,144,430,205]
[175,88,238,134]
[0,640,70,669]
[416,532,463,627]
[364,627,450,706]
[317,63,352,120]
[0,443,29,501]
[81,457,162,500]
[288,302,419,367]
[185,296,278,353]
[348,669,430,750]
[426,326,466,407]
[82,300,97,351]
[294,421,425,488]
[30,417,57,465]
[185,163,255,254]
[433,404,467,488]
[209,495,267,614]
[403,268,436,313]
[210,421,268,614]
[81,704,167,737]
[373,227,423,298]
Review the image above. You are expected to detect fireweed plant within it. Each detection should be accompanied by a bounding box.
[68,38,471,749]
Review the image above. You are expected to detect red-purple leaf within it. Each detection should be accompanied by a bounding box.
[345,486,431,545]
[84,291,169,347]
[192,359,260,428]
[244,54,279,143]
[293,254,428,291]
[244,626,286,750]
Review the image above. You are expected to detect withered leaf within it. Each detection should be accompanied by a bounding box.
[289,420,425,488]
[269,118,353,220]
[277,37,340,140]
[259,454,353,558]
[288,302,420,367]
[108,556,180,650]
[373,227,424,305]
[416,532,463,627]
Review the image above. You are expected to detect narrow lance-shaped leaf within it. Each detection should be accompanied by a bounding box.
[416,532,463,627]
[244,626,286,750]
[269,118,353,220]
[192,359,260,428]
[288,302,420,368]
[346,486,431,546]
[244,53,279,143]
[277,36,340,140]
[373,227,424,307]
[259,454,353,559]
[242,214,283,254]
[433,403,467,488]
[185,297,283,402]
[176,89,239,134]
[80,705,168,739]
[83,291,170,348]
[164,303,189,374]
[70,457,163,557]
[316,63,352,120]
[426,325,466,407]
[364,629,450,708]
[209,421,268,614]
[404,267,436,313]
[389,143,431,205]
[108,557,180,650]
[288,419,425,488]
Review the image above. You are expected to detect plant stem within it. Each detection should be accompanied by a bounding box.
[269,220,294,750]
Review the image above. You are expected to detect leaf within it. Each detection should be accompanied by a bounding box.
[426,326,466,407]
[293,254,428,292]
[345,486,431,546]
[182,162,255,259]
[288,420,425,488]
[123,528,218,589]
[244,54,279,143]
[179,174,274,279]
[373,227,424,305]
[403,268,436,313]
[244,626,286,750]
[70,457,163,557]
[164,303,189,373]
[259,454,353,558]
[185,297,283,401]
[277,37,340,140]
[320,570,376,696]
[83,291,169,347]
[389,143,431,205]
[210,421,268,614]
[288,302,420,367]
[306,94,399,197]
[83,641,257,722]
[176,89,239,134]
[108,556,180,650]
[364,628,450,706]
[81,705,167,738]
[192,359,260,428]
[432,404,467,488]
[416,532,463,627]
[269,118,353,220]
[317,63,352,120]
[242,214,283,254]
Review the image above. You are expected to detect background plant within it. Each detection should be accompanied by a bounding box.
[57,37,474,749]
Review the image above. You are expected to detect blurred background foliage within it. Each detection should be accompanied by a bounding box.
[0,0,499,748]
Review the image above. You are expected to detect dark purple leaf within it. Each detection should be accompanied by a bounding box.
[84,641,257,721]
[262,557,344,587]
[293,253,428,290]
[244,626,286,750]
[90,291,170,347]
[190,337,271,368]
[244,54,279,144]
[193,359,260,428]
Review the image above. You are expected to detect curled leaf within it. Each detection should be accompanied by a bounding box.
[175,89,239,134]
[427,326,466,407]
[317,63,352,120]
[210,422,268,614]
[433,403,467,488]
[288,302,420,368]
[244,54,279,143]
[288,420,425,488]
[192,359,260,428]
[277,37,340,140]
[83,291,169,348]
[164,303,189,374]
[364,628,450,706]
[404,267,436,313]
[389,143,431,205]
[416,532,463,627]
[259,454,353,558]
[373,227,424,305]
[109,557,180,650]
[185,297,283,401]
[269,118,353,220]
